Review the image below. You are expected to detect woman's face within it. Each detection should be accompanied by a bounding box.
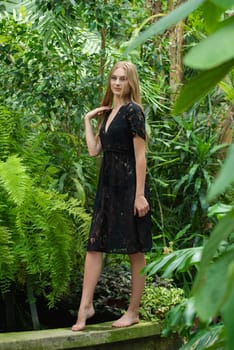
[110,67,130,98]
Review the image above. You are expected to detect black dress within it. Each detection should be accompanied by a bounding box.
[87,102,152,254]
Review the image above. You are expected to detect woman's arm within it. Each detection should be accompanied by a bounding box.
[133,135,150,217]
[84,106,110,157]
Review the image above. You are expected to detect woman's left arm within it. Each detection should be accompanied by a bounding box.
[133,136,150,217]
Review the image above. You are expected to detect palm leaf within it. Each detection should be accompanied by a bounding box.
[144,247,202,278]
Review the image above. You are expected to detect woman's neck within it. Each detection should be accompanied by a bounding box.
[113,97,130,109]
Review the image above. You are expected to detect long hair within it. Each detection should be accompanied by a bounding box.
[96,61,143,132]
[101,61,142,108]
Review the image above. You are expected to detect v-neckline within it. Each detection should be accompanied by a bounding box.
[104,105,122,133]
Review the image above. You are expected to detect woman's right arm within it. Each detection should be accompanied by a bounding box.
[84,106,110,157]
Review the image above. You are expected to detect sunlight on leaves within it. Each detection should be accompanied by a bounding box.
[184,18,234,69]
[125,0,205,53]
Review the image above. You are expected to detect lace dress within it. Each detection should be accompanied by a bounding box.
[87,102,152,254]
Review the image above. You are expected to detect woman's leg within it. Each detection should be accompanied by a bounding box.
[112,252,146,328]
[72,251,103,331]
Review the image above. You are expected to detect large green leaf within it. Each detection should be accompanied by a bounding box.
[184,18,234,69]
[193,209,234,292]
[173,59,234,114]
[201,2,225,33]
[194,250,234,321]
[144,247,202,278]
[221,278,234,350]
[207,144,234,201]
[211,0,234,10]
[181,325,225,350]
[125,0,205,53]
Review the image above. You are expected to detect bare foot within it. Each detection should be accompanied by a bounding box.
[71,306,95,331]
[112,311,139,328]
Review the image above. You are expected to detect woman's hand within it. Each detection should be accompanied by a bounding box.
[134,195,150,217]
[84,106,111,157]
[85,106,111,121]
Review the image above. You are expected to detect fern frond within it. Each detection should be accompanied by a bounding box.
[65,197,91,234]
[0,106,16,160]
[0,152,90,305]
[0,226,16,293]
[13,187,89,306]
[0,155,31,205]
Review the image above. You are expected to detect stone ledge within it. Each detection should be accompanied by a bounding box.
[0,321,182,350]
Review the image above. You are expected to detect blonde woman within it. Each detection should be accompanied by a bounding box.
[72,61,152,331]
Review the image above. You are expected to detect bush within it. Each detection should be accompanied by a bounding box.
[139,278,185,322]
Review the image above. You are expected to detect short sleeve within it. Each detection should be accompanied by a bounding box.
[126,103,146,140]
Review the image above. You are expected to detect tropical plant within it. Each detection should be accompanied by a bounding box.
[147,105,227,259]
[0,155,90,304]
[0,102,91,329]
[126,0,234,112]
[160,147,234,349]
[0,0,233,337]
[192,145,234,350]
[0,2,157,205]
[127,0,234,349]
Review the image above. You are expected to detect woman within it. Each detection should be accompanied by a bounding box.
[72,61,152,331]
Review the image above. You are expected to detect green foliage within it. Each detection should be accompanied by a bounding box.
[207,144,234,201]
[0,15,100,203]
[0,0,233,338]
[126,1,234,349]
[147,109,223,249]
[180,325,225,350]
[184,17,234,69]
[0,155,90,306]
[162,297,196,339]
[190,145,234,350]
[125,0,234,113]
[145,146,234,350]
[0,155,30,205]
[139,279,184,322]
[0,106,16,160]
[0,225,15,294]
[174,59,234,114]
[125,0,205,53]
[144,247,202,280]
[163,297,226,350]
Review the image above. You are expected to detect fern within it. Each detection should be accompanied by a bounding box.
[0,155,91,306]
[0,225,16,293]
[0,155,31,205]
[0,105,16,160]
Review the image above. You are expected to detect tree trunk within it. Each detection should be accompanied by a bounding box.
[27,279,40,330]
[168,0,184,103]
[217,105,234,159]
[148,0,162,15]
